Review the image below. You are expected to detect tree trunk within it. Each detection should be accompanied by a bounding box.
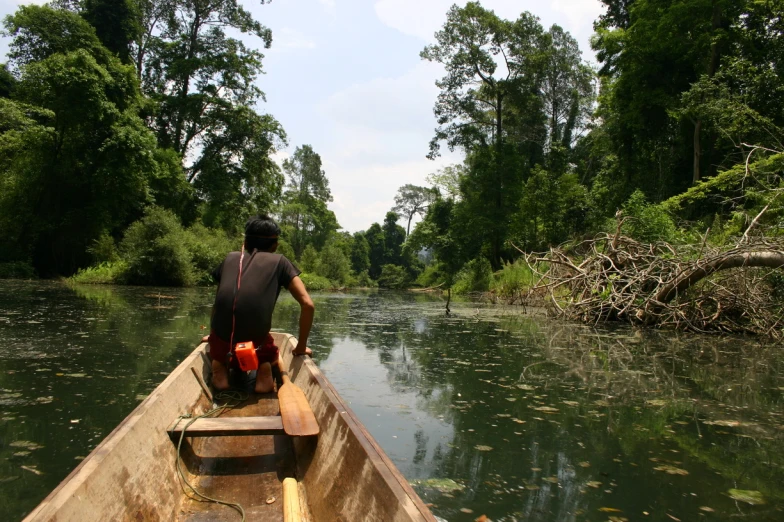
[654,250,784,305]
[693,4,724,184]
[693,119,702,183]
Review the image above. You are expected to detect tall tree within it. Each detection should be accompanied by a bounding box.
[81,0,141,64]
[279,145,337,258]
[592,0,742,193]
[138,0,285,222]
[393,184,434,236]
[421,2,548,267]
[540,25,595,153]
[382,211,406,266]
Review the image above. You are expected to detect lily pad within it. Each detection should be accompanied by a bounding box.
[727,489,765,505]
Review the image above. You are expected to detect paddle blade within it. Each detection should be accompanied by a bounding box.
[278,382,319,436]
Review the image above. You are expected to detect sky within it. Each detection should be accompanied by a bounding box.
[0,0,606,233]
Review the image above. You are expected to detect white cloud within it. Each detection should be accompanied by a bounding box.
[306,60,465,231]
[272,27,316,50]
[326,154,460,232]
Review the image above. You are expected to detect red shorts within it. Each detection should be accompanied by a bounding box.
[208,332,279,368]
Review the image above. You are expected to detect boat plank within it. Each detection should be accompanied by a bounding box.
[168,416,284,438]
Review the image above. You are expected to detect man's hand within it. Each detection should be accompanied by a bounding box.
[292,344,312,356]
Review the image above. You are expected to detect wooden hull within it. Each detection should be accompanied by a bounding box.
[23,333,436,522]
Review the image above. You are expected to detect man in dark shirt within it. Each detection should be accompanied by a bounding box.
[208,215,314,393]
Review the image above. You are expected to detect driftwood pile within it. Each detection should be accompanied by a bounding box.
[515,226,784,339]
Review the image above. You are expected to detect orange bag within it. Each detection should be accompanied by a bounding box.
[234,342,258,372]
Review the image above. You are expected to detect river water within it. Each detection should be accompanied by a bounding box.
[0,280,782,521]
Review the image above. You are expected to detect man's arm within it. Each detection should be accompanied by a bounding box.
[287,275,314,356]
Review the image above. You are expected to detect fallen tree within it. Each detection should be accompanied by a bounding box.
[515,229,784,339]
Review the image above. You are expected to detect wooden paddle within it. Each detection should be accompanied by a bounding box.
[278,365,319,436]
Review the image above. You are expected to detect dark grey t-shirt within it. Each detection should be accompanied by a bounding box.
[210,251,301,343]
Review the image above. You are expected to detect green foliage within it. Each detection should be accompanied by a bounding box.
[88,231,119,263]
[0,261,35,279]
[316,241,351,286]
[620,190,678,243]
[120,207,194,286]
[0,45,157,275]
[377,264,409,289]
[81,0,141,64]
[491,260,536,297]
[393,184,435,236]
[298,272,332,291]
[276,239,296,261]
[3,5,110,67]
[350,232,370,274]
[183,223,236,284]
[299,245,320,274]
[452,257,493,295]
[279,145,337,257]
[70,261,128,285]
[415,262,447,288]
[351,270,377,288]
[140,0,283,228]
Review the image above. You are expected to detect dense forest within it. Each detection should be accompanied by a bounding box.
[2,0,784,325]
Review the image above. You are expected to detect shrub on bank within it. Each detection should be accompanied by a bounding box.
[71,261,129,284]
[452,257,493,294]
[183,223,236,284]
[492,260,535,297]
[0,261,35,279]
[121,207,195,286]
[378,264,408,289]
[299,272,332,291]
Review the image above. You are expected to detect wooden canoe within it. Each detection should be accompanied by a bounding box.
[23,333,437,522]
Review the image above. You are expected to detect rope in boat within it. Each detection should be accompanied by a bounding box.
[175,389,249,521]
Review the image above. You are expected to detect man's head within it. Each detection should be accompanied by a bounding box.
[245,215,280,252]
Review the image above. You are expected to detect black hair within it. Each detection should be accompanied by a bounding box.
[244,215,281,252]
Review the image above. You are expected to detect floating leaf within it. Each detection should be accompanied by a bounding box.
[460,508,474,514]
[599,507,622,512]
[727,489,765,505]
[562,401,579,406]
[533,406,559,413]
[10,441,42,450]
[703,420,749,427]
[543,476,558,484]
[524,484,540,491]
[586,481,602,488]
[20,465,42,475]
[409,478,464,492]
[475,445,493,452]
[578,461,591,468]
[654,465,689,476]
[646,399,667,407]
[699,506,714,512]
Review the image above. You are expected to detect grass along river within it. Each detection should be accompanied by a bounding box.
[0,280,783,521]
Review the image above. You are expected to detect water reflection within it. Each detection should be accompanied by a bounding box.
[0,282,782,522]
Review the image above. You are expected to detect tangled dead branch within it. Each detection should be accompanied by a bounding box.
[515,231,784,340]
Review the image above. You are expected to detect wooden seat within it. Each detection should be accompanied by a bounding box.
[167,416,284,440]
